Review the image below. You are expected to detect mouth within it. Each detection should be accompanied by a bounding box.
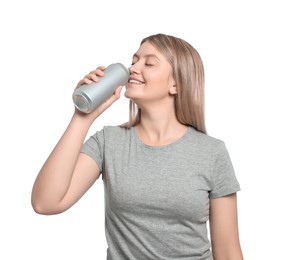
[128,77,145,85]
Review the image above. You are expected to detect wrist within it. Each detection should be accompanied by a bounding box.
[71,110,97,128]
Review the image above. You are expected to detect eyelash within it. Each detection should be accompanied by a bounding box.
[131,62,153,66]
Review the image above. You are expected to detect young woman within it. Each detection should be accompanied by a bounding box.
[32,33,243,260]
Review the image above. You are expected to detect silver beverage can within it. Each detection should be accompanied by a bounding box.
[72,63,129,113]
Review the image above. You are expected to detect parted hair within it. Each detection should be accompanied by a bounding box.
[123,33,206,134]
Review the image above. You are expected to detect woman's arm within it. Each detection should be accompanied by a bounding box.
[31,67,123,215]
[31,113,100,215]
[209,193,243,260]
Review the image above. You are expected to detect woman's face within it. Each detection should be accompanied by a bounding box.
[124,41,176,105]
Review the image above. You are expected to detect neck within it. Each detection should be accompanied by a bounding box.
[136,101,187,146]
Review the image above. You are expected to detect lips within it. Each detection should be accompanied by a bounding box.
[128,77,145,84]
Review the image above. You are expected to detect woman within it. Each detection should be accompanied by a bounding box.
[31,33,243,259]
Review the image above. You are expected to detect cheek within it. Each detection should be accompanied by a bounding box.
[147,71,171,89]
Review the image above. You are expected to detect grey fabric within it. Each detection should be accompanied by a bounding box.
[81,126,240,260]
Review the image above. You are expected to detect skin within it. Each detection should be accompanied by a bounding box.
[31,41,243,259]
[125,41,187,145]
[210,193,243,259]
[31,67,122,214]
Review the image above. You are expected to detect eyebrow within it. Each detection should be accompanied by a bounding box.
[132,53,160,61]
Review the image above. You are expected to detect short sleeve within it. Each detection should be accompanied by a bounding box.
[209,142,240,199]
[80,129,105,174]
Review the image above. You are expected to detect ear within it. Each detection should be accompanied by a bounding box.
[169,84,177,95]
[169,77,177,95]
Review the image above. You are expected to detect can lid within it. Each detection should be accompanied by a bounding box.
[72,94,91,113]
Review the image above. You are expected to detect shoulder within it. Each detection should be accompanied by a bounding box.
[102,125,131,136]
[98,125,133,144]
[187,127,226,153]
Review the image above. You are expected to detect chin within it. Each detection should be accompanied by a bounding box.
[124,89,138,99]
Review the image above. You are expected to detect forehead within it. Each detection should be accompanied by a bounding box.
[133,41,162,59]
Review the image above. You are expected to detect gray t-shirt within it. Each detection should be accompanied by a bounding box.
[81,125,240,260]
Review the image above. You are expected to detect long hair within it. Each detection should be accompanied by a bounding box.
[122,33,206,134]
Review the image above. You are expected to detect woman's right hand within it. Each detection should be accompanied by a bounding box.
[74,66,124,121]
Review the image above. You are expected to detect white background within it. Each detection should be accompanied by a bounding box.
[1,0,289,259]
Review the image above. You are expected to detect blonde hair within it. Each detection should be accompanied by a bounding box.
[122,33,206,134]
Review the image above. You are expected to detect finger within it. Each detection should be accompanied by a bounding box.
[76,80,83,88]
[89,66,106,76]
[103,86,123,104]
[90,73,99,82]
[83,77,93,84]
[114,85,124,98]
[76,78,88,88]
[83,72,96,83]
[76,66,105,89]
[107,86,123,103]
[97,66,106,71]
[95,68,105,77]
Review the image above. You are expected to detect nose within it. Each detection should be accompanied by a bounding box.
[129,63,140,75]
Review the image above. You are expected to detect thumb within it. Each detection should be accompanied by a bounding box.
[114,85,124,99]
